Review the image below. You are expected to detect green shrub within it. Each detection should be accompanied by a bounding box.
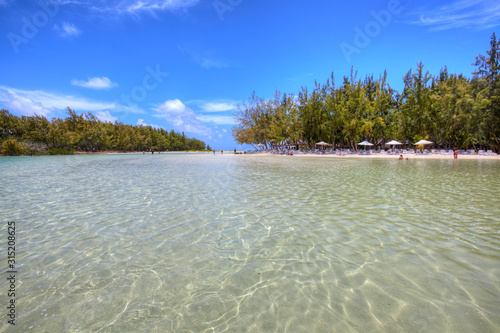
[1,139,27,156]
[47,147,74,155]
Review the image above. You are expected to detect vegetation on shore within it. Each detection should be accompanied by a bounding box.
[0,108,207,156]
[233,33,500,152]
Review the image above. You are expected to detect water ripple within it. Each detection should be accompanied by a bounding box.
[0,154,499,332]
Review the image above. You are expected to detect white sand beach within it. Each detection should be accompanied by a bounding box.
[244,151,500,160]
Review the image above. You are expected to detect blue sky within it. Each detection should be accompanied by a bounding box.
[1,0,499,150]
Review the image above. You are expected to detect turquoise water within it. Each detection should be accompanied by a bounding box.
[1,154,499,332]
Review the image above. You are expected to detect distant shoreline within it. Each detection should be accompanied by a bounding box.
[80,150,500,159]
[74,151,212,155]
[3,151,499,160]
[237,152,500,160]
[0,150,213,157]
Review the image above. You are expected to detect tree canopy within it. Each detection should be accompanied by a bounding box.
[233,33,500,152]
[0,107,207,155]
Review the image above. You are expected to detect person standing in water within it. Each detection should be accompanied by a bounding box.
[221,150,223,155]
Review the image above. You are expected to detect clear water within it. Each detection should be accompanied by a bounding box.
[1,154,499,332]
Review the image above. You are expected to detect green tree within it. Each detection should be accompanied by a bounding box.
[472,32,500,151]
[1,139,27,156]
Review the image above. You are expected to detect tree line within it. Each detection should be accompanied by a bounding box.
[233,33,500,152]
[0,107,208,155]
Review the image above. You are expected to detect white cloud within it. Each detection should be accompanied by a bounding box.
[197,115,235,125]
[54,22,82,38]
[71,77,118,90]
[202,102,236,112]
[411,0,500,30]
[0,88,50,116]
[95,111,118,123]
[0,86,144,120]
[158,99,186,114]
[186,99,238,112]
[136,118,161,129]
[0,86,115,116]
[122,0,199,13]
[86,0,200,16]
[154,99,211,136]
[112,103,146,114]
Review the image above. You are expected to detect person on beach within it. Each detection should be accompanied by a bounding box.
[221,150,223,155]
[454,150,458,159]
[399,155,403,160]
[213,149,215,155]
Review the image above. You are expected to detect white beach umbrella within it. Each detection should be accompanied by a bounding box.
[315,141,330,151]
[358,141,373,150]
[414,140,433,145]
[385,140,402,153]
[414,139,433,152]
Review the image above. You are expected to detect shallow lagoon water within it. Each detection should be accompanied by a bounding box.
[1,153,499,332]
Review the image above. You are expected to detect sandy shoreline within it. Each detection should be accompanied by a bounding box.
[69,150,500,160]
[238,152,500,160]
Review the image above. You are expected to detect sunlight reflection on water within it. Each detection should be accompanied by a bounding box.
[1,154,499,332]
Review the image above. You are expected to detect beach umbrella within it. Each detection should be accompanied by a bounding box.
[414,140,433,145]
[386,140,402,153]
[315,141,329,151]
[414,139,433,152]
[358,141,373,150]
